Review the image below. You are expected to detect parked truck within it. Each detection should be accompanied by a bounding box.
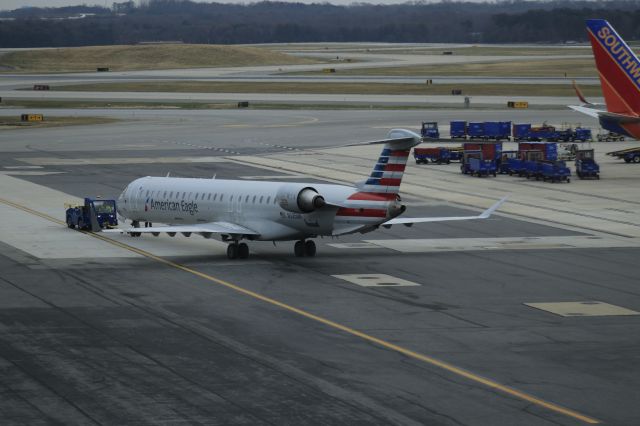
[65,197,118,231]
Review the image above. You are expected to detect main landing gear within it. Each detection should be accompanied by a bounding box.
[294,240,316,257]
[129,220,142,237]
[227,242,249,260]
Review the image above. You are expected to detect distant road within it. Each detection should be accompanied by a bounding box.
[0,89,599,107]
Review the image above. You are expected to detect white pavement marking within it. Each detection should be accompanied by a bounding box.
[327,242,381,249]
[362,236,640,253]
[332,274,420,287]
[525,301,640,317]
[17,157,228,166]
[3,166,43,169]
[0,171,64,176]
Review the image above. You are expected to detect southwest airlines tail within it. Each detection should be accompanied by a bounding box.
[586,19,640,116]
[570,20,640,138]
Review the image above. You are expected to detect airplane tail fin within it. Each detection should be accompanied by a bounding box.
[355,129,420,197]
[586,19,640,115]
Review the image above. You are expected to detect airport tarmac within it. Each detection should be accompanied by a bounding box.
[1,108,640,425]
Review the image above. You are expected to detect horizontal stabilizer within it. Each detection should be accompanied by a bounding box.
[383,196,508,226]
[345,129,421,150]
[598,111,640,124]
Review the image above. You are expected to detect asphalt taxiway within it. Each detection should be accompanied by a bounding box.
[1,108,640,425]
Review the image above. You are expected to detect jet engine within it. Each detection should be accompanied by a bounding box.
[277,185,326,214]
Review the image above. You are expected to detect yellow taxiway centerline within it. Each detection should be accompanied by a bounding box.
[0,196,601,424]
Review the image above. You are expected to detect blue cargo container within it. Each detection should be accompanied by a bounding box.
[512,124,531,141]
[574,128,592,141]
[467,122,484,139]
[499,121,511,140]
[482,121,511,140]
[545,143,558,161]
[450,121,467,139]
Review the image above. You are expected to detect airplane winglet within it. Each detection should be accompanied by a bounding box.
[572,80,591,105]
[479,195,509,219]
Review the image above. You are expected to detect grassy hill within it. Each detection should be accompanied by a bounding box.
[0,44,317,73]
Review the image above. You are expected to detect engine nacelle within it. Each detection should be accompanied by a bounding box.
[277,185,326,213]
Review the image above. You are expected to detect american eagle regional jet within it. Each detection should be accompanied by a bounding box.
[109,129,507,259]
[570,19,640,138]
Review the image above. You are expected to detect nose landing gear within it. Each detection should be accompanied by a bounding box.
[294,240,316,257]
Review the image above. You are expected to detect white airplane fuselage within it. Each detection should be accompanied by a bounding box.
[117,177,402,241]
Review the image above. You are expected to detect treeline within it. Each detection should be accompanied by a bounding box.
[1,0,640,47]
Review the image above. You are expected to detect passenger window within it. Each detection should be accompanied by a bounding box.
[252,195,256,203]
[220,194,224,201]
[213,194,217,201]
[163,191,167,198]
[189,192,192,199]
[207,193,211,200]
[260,196,263,203]
[169,191,173,198]
[267,196,271,204]
[230,195,233,202]
[245,195,249,203]
[195,193,199,200]
[182,192,186,199]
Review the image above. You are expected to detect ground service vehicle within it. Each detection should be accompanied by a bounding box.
[597,132,625,142]
[421,122,440,139]
[606,147,640,163]
[540,161,571,183]
[498,151,518,174]
[413,147,451,164]
[575,149,600,179]
[66,198,118,231]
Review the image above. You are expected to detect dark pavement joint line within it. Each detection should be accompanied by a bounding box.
[0,196,601,425]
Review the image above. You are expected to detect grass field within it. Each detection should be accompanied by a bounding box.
[50,80,603,97]
[294,58,599,77]
[0,115,119,129]
[0,44,318,73]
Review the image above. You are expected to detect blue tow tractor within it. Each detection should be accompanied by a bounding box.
[540,160,571,183]
[65,197,118,231]
[575,149,600,179]
[421,121,440,139]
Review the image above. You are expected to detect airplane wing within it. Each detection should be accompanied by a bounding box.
[102,221,260,236]
[382,196,508,226]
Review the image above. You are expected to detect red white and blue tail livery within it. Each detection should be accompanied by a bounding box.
[570,19,640,138]
[106,129,507,259]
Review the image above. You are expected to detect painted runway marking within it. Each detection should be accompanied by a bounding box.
[362,236,640,253]
[0,197,602,425]
[171,141,241,155]
[525,301,640,317]
[333,273,420,287]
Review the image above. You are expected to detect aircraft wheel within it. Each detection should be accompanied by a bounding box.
[304,240,316,257]
[227,243,238,260]
[294,240,305,257]
[238,242,249,259]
